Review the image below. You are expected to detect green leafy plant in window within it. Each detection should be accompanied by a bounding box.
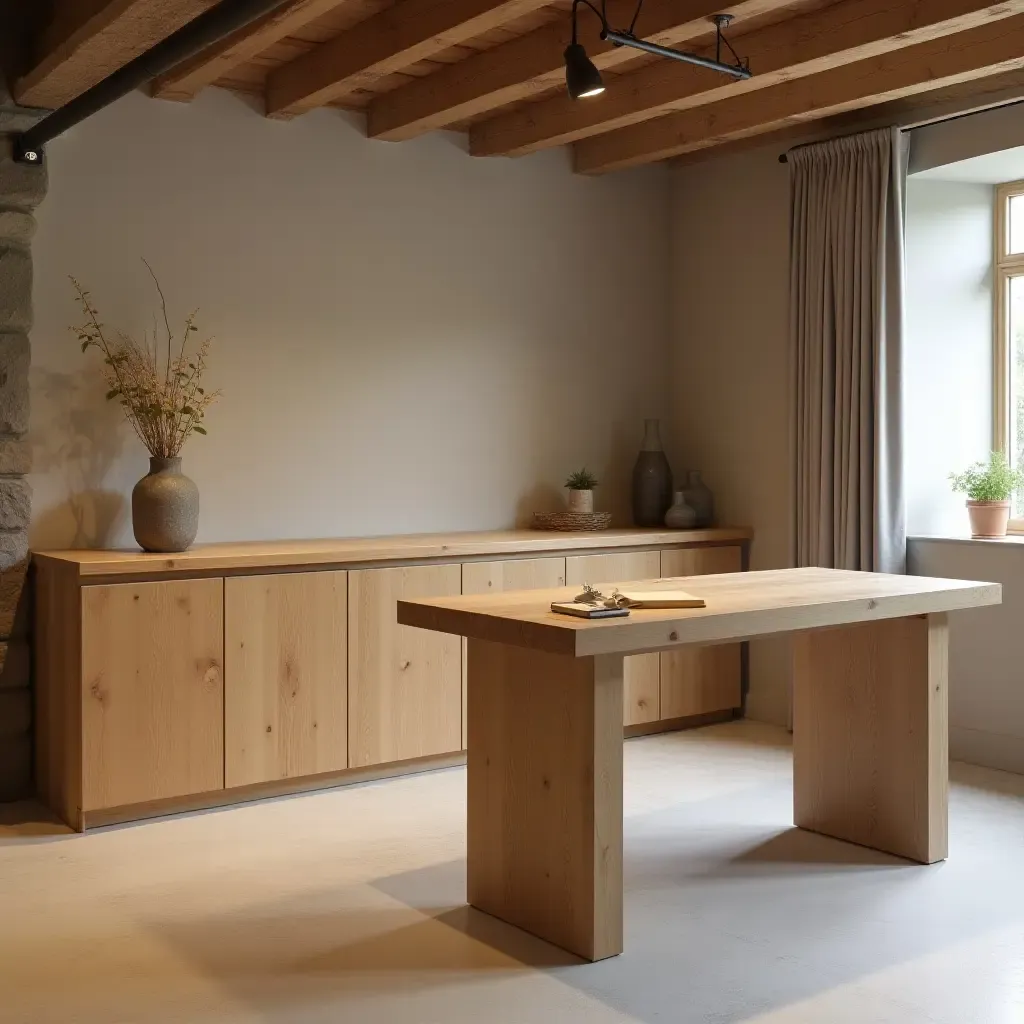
[949,450,1024,502]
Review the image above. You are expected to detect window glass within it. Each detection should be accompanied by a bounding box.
[1009,274,1024,515]
[1009,194,1024,255]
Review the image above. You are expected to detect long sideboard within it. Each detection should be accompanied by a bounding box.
[33,527,752,830]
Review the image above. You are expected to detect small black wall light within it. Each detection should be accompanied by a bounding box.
[564,1,752,101]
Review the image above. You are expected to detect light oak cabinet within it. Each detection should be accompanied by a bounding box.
[461,556,567,747]
[348,564,462,767]
[660,545,743,718]
[224,571,348,787]
[81,578,224,811]
[34,528,751,829]
[565,550,662,726]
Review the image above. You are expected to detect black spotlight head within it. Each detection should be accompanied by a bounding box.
[564,43,605,100]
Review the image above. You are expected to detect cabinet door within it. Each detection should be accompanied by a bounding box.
[81,579,224,810]
[224,571,347,787]
[461,556,567,748]
[565,550,662,726]
[349,564,462,768]
[660,545,743,719]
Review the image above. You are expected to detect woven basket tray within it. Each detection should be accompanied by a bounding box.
[532,511,613,532]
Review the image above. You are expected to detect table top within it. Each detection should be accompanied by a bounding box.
[397,567,1001,657]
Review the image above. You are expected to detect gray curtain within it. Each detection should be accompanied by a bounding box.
[789,126,907,574]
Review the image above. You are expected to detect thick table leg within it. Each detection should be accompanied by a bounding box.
[466,638,624,961]
[792,614,949,864]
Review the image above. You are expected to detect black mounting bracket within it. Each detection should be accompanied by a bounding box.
[590,3,752,80]
[12,137,44,165]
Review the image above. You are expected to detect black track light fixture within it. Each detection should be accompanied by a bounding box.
[564,1,751,101]
[564,42,606,99]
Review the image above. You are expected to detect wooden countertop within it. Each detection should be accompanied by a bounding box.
[32,527,753,579]
[397,567,1001,657]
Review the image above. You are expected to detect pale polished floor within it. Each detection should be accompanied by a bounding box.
[2,721,1024,1024]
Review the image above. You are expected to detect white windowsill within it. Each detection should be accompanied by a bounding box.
[909,534,1024,548]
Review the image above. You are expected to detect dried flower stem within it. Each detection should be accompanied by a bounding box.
[71,264,220,459]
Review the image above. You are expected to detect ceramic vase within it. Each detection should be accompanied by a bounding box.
[683,470,714,527]
[966,500,1010,539]
[664,490,697,529]
[632,418,673,527]
[132,456,199,553]
[567,489,594,514]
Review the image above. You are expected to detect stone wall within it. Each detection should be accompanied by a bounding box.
[0,136,45,801]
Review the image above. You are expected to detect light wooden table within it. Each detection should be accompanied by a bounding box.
[398,567,1000,962]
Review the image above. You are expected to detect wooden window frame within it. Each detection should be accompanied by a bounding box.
[993,180,1024,533]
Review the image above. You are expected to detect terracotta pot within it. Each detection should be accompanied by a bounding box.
[567,489,594,514]
[966,500,1010,539]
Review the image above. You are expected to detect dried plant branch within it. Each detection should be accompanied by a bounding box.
[70,264,221,459]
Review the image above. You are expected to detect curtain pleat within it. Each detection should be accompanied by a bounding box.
[788,126,907,573]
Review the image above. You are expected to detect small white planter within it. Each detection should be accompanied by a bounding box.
[567,489,594,514]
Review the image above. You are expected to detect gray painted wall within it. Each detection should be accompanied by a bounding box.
[910,537,1024,776]
[904,178,993,537]
[670,140,793,727]
[29,89,673,550]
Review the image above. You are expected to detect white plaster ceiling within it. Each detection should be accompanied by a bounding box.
[914,145,1024,184]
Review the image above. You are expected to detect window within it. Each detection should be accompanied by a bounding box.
[994,181,1024,527]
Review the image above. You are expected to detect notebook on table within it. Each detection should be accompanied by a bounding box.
[550,588,705,618]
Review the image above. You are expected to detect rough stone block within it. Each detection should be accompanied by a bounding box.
[0,477,28,530]
[0,732,31,802]
[0,245,32,332]
[0,640,29,690]
[0,531,27,574]
[0,687,29,736]
[0,136,47,210]
[0,559,28,637]
[0,437,29,474]
[0,209,35,245]
[0,332,29,433]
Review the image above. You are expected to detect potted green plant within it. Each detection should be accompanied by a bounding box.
[949,451,1024,538]
[565,468,598,515]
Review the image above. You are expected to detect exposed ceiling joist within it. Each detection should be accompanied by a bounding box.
[17,0,1024,174]
[150,0,342,101]
[469,0,1024,157]
[667,66,1024,169]
[264,0,551,119]
[365,0,783,141]
[15,0,221,108]
[574,14,1024,173]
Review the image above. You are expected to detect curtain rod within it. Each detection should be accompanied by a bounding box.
[777,127,908,164]
[778,94,1024,163]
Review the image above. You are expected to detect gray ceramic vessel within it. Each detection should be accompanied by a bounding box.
[632,419,673,527]
[132,456,199,552]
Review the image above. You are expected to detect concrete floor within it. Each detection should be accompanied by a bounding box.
[2,720,1023,1024]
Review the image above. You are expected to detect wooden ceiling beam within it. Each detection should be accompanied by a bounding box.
[366,0,784,142]
[15,0,221,108]
[264,0,551,120]
[666,66,1024,169]
[573,14,1024,173]
[470,0,1024,157]
[151,0,342,101]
